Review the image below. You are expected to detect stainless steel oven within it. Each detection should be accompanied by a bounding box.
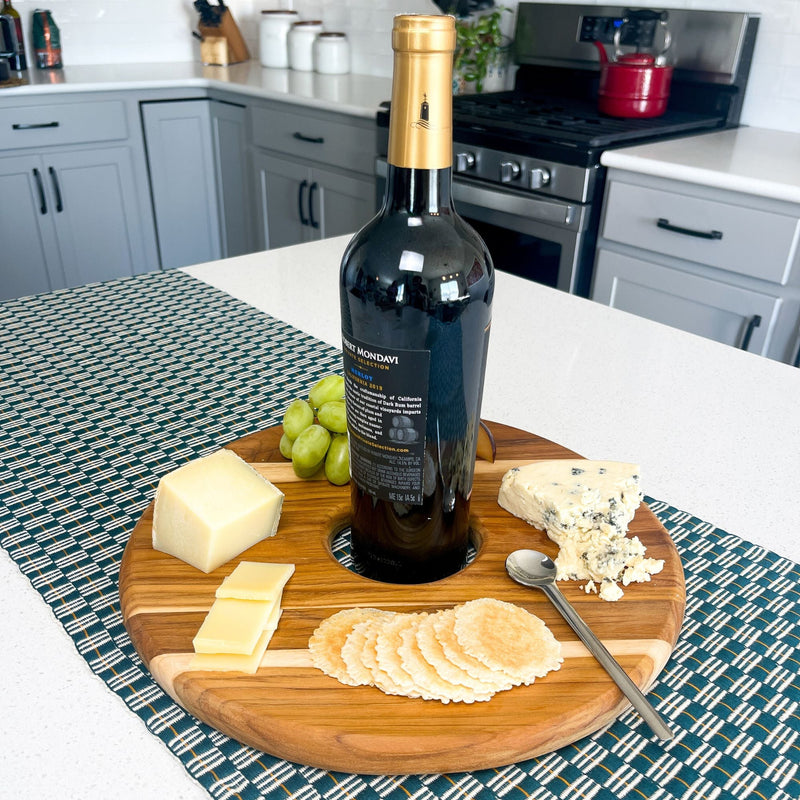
[375,3,759,298]
[375,154,597,294]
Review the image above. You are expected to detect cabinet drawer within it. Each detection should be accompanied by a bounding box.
[602,181,800,285]
[251,104,374,175]
[0,100,128,150]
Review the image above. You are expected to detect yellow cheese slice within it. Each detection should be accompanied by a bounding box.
[216,561,295,600]
[190,606,283,674]
[152,449,284,574]
[193,596,278,654]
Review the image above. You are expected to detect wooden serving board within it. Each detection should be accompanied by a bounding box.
[120,422,685,774]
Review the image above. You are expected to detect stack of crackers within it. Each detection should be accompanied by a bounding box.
[309,598,562,703]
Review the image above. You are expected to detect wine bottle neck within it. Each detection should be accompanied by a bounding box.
[384,166,453,215]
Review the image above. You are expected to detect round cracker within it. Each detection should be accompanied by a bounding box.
[374,614,422,697]
[432,609,515,692]
[453,598,562,685]
[309,608,393,685]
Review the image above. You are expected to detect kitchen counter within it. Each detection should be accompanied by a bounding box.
[3,236,800,800]
[601,126,800,204]
[0,60,392,118]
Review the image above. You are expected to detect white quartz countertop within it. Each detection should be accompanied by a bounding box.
[601,126,800,204]
[4,236,799,800]
[0,60,392,118]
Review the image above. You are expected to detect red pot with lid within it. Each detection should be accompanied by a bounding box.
[594,9,673,118]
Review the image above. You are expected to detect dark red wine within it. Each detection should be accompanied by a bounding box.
[339,15,493,584]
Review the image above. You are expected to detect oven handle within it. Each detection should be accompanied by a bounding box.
[375,158,580,228]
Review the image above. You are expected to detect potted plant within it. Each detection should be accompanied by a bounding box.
[452,5,511,94]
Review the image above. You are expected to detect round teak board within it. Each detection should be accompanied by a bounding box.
[120,421,685,774]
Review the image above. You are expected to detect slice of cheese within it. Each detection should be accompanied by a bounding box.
[193,596,279,654]
[216,561,295,600]
[190,605,283,674]
[498,459,662,601]
[152,449,284,573]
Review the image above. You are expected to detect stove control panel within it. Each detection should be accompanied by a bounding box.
[578,15,660,48]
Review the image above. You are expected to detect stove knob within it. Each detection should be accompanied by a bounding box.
[455,151,476,172]
[500,160,521,182]
[529,167,551,189]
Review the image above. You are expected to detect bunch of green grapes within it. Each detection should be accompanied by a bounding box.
[279,374,350,485]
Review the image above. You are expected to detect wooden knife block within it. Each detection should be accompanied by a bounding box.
[199,9,250,65]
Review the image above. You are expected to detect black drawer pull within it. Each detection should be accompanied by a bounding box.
[48,166,63,213]
[740,314,762,352]
[308,181,319,229]
[656,218,723,240]
[292,131,324,144]
[32,167,47,214]
[298,179,309,226]
[13,121,60,130]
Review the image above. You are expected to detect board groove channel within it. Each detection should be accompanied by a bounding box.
[119,421,685,774]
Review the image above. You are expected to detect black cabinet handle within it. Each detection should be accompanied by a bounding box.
[13,121,59,130]
[740,314,761,352]
[292,131,324,144]
[308,182,319,229]
[48,166,63,213]
[298,179,309,226]
[32,167,47,214]
[656,217,723,240]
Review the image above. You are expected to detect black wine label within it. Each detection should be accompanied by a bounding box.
[342,333,429,505]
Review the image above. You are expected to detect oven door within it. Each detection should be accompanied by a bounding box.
[375,158,594,295]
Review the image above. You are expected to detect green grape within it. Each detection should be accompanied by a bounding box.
[291,424,331,478]
[279,432,294,459]
[282,398,314,440]
[325,434,350,485]
[317,400,347,433]
[309,374,345,410]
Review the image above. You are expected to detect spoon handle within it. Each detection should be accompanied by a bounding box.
[541,582,674,741]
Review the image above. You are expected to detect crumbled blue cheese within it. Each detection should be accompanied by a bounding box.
[498,460,663,601]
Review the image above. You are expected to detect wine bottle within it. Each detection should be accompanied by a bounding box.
[339,14,494,584]
[2,0,27,71]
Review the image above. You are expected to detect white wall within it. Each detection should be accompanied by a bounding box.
[8,0,800,133]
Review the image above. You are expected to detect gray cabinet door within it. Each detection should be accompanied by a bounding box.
[0,154,64,299]
[143,100,221,269]
[253,152,312,250]
[311,166,374,241]
[47,146,151,287]
[592,248,781,356]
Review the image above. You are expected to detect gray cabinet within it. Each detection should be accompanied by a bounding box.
[0,95,158,300]
[250,100,375,251]
[592,169,800,364]
[142,98,252,269]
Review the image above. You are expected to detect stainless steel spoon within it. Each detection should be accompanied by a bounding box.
[505,549,674,741]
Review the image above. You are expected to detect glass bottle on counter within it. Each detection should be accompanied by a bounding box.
[339,14,494,584]
[1,0,27,70]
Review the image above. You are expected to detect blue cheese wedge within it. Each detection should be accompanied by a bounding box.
[498,460,663,601]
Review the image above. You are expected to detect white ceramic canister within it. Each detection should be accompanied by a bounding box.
[313,32,350,75]
[288,20,323,72]
[259,10,299,69]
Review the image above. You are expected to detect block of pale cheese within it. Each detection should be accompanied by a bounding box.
[498,459,662,601]
[216,561,295,600]
[193,596,279,654]
[191,605,283,674]
[152,449,284,573]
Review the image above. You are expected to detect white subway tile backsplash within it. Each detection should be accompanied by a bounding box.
[5,0,799,132]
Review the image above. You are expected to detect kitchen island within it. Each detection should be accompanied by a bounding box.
[2,236,799,799]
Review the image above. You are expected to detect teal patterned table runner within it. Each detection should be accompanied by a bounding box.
[1,270,798,800]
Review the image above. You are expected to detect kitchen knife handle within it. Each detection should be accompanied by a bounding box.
[308,182,319,229]
[48,166,63,213]
[292,131,324,144]
[298,180,309,226]
[739,314,762,352]
[656,217,723,240]
[32,168,47,214]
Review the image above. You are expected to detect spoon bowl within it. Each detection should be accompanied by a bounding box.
[506,548,674,741]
